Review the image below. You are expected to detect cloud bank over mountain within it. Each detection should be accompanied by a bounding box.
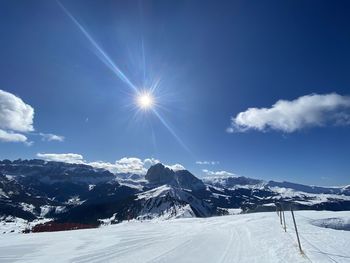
[202,169,236,177]
[36,153,84,163]
[36,153,185,174]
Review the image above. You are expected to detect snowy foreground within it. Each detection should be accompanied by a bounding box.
[1,211,349,263]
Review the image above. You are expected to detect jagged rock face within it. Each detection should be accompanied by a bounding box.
[175,170,205,191]
[0,159,115,184]
[145,163,175,185]
[145,164,205,191]
[0,160,130,223]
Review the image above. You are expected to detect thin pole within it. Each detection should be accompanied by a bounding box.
[291,208,302,253]
[279,209,282,225]
[282,208,286,232]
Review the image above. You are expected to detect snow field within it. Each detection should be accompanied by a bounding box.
[0,211,349,263]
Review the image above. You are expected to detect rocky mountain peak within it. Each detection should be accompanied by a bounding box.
[145,163,175,184]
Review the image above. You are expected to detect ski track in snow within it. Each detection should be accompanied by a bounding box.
[0,211,349,263]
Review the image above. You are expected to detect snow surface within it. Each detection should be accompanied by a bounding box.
[225,208,242,215]
[136,185,171,200]
[117,179,146,191]
[269,187,350,205]
[0,188,8,198]
[65,196,84,205]
[19,203,35,214]
[311,217,350,231]
[0,211,350,263]
[0,217,52,235]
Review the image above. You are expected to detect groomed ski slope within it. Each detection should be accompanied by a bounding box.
[1,211,349,263]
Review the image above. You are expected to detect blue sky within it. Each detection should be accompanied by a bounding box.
[0,0,349,185]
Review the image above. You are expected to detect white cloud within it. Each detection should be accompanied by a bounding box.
[0,129,28,143]
[0,89,64,144]
[228,93,350,133]
[110,157,149,175]
[0,89,34,143]
[87,161,121,173]
[39,133,65,142]
[88,159,147,174]
[144,158,161,166]
[196,161,219,165]
[35,153,184,174]
[36,153,84,164]
[92,157,185,174]
[91,158,185,174]
[0,89,34,132]
[165,163,186,171]
[202,169,236,177]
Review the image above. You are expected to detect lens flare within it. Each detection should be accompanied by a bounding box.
[56,0,138,93]
[136,92,154,110]
[57,0,193,156]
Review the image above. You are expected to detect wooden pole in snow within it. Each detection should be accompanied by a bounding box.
[291,208,302,253]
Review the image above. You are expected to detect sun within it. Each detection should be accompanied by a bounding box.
[136,91,154,110]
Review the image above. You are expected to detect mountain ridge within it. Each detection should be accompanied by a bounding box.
[1,159,349,228]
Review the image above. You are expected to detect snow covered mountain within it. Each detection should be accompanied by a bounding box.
[1,159,349,228]
[135,185,212,220]
[203,175,350,195]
